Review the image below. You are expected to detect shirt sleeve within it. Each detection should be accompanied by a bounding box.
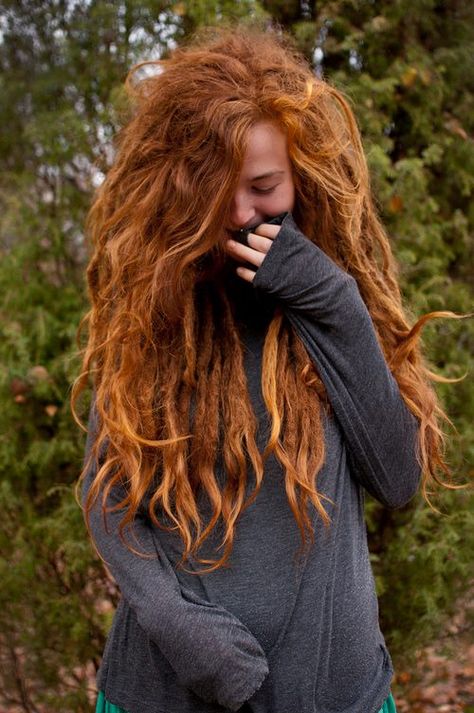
[252,213,422,508]
[82,400,269,711]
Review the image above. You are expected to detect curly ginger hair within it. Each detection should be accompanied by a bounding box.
[72,22,460,574]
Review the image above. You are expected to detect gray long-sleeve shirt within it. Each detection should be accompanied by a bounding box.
[82,213,421,713]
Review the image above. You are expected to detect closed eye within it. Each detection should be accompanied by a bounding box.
[252,186,277,194]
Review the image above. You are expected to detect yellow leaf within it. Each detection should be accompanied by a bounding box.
[173,2,186,16]
[420,69,432,85]
[401,67,418,88]
[370,16,390,32]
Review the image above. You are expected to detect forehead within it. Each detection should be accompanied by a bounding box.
[239,121,290,179]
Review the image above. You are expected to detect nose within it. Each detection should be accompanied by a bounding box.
[228,191,257,230]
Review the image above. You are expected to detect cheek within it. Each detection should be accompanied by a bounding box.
[264,183,294,211]
[287,181,296,210]
[277,180,295,211]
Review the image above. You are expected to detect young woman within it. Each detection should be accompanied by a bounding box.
[74,22,454,713]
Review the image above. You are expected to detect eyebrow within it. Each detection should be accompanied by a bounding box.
[250,170,285,181]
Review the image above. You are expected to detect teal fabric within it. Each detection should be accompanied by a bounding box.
[95,689,397,712]
[95,691,127,713]
[380,691,397,713]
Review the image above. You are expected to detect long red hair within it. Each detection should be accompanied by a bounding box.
[72,23,461,574]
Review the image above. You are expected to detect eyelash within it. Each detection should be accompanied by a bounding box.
[252,186,276,195]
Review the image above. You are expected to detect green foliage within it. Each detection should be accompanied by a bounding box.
[0,0,472,709]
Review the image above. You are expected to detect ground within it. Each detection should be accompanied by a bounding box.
[393,587,474,713]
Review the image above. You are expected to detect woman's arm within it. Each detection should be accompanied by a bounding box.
[251,213,422,508]
[82,401,269,711]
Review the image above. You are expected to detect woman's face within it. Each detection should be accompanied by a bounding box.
[226,121,295,233]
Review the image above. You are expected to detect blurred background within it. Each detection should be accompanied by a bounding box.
[0,1,473,711]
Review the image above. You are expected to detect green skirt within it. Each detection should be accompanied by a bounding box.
[95,689,397,712]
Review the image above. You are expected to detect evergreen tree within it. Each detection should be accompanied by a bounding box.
[0,1,177,708]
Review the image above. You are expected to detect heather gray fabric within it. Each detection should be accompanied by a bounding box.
[82,212,421,713]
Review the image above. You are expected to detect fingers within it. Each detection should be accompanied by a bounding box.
[247,232,274,253]
[235,266,256,283]
[226,239,265,268]
[225,225,279,263]
[225,223,281,284]
[253,224,280,239]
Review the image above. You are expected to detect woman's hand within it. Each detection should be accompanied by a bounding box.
[225,223,281,283]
